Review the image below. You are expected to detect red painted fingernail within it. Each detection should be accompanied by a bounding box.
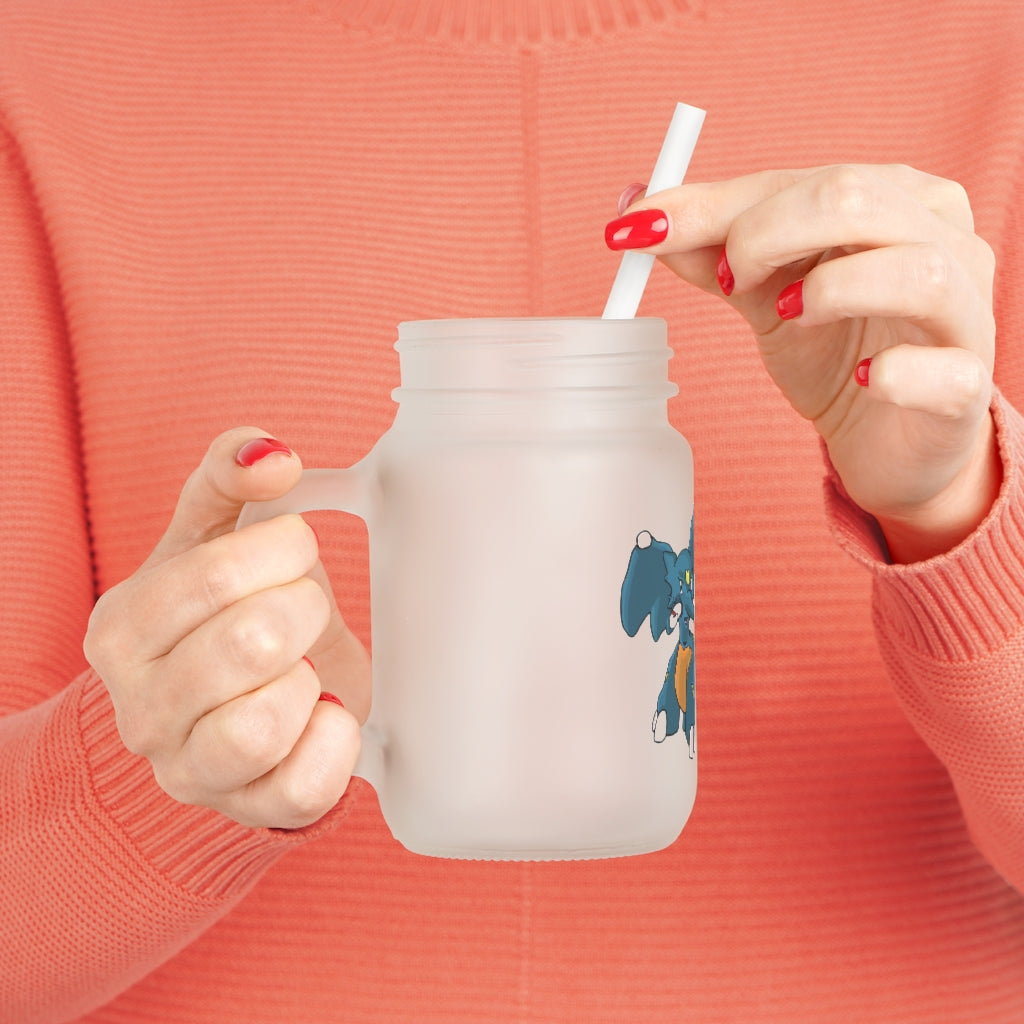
[855,357,872,387]
[604,208,669,250]
[616,182,648,216]
[776,280,804,320]
[318,691,345,708]
[302,655,316,672]
[235,437,293,467]
[716,247,734,296]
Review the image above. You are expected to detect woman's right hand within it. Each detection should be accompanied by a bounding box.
[83,428,370,829]
[608,165,998,563]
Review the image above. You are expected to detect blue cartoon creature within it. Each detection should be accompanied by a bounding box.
[619,519,695,754]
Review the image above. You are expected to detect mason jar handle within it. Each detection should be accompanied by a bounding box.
[235,466,374,528]
[235,464,386,792]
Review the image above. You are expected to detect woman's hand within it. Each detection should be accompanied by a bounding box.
[606,164,1000,562]
[84,428,370,829]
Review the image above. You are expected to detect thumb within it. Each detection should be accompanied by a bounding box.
[145,427,304,567]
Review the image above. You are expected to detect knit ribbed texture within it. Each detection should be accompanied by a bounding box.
[1,1,1023,1022]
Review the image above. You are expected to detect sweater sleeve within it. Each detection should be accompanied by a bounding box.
[0,129,352,1023]
[825,391,1024,895]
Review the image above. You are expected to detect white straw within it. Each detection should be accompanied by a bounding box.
[602,102,706,319]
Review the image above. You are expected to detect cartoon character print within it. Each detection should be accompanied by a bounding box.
[619,517,695,755]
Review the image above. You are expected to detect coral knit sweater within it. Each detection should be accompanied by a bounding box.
[2,1,1023,1021]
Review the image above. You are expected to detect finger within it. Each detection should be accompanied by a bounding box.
[614,164,975,272]
[146,427,303,568]
[168,656,322,799]
[797,242,995,358]
[160,573,332,737]
[111,512,320,662]
[615,168,811,257]
[722,165,971,293]
[227,690,361,829]
[859,343,992,422]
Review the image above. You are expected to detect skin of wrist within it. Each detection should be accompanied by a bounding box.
[872,413,1002,564]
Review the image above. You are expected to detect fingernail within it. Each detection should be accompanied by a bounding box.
[235,437,293,468]
[616,182,648,216]
[716,248,734,296]
[776,280,804,320]
[855,357,872,387]
[302,655,316,672]
[318,691,345,708]
[604,208,669,250]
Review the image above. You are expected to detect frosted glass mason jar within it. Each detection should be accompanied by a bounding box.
[239,318,696,860]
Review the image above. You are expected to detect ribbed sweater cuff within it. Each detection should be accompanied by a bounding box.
[824,390,1024,661]
[77,669,355,903]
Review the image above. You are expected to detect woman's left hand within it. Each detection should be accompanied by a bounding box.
[606,164,1000,562]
